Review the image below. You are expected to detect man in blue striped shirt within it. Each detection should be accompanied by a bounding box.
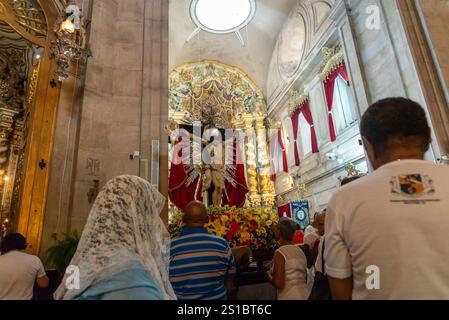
[169,201,236,300]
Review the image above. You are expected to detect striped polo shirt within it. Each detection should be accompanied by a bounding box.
[169,227,236,300]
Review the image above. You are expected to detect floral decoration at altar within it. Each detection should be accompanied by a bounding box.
[168,206,279,251]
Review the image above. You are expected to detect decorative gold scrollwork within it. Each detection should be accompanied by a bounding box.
[6,0,47,38]
[288,89,309,116]
[320,45,345,82]
[27,62,39,106]
[169,61,267,128]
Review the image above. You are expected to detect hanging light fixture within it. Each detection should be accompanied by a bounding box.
[50,1,91,82]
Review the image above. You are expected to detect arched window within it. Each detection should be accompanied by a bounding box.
[282,118,295,167]
[298,113,312,156]
[332,75,357,132]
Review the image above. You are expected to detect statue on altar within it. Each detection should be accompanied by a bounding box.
[201,142,228,207]
[169,126,247,210]
[202,164,226,207]
[168,61,271,211]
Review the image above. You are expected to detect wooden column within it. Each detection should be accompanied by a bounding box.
[10,0,62,255]
[241,114,260,207]
[254,114,275,207]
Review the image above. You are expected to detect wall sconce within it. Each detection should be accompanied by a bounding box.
[32,46,44,63]
[325,152,338,161]
[441,154,449,165]
[87,179,100,204]
[325,151,345,164]
[50,2,91,82]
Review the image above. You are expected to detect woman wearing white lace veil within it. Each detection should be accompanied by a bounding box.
[54,175,176,300]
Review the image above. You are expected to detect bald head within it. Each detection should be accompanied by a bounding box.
[183,201,208,227]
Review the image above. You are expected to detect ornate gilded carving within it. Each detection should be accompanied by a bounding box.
[254,115,275,207]
[0,48,27,213]
[0,22,36,230]
[288,89,309,116]
[169,61,267,128]
[6,0,47,38]
[344,163,366,178]
[262,194,275,207]
[169,61,275,208]
[320,45,345,81]
[241,115,258,200]
[0,49,27,110]
[0,107,19,216]
[246,166,258,194]
[296,182,307,199]
[10,121,24,213]
[249,194,261,207]
[26,62,39,105]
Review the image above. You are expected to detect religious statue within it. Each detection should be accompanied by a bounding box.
[201,139,228,207]
[202,164,226,206]
[168,62,262,210]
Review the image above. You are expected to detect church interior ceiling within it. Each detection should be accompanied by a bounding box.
[267,0,335,105]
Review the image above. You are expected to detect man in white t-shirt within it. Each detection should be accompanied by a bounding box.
[0,233,49,300]
[325,97,449,300]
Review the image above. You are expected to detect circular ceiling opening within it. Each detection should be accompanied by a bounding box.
[190,0,256,34]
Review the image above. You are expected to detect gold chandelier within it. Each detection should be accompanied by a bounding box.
[50,1,91,82]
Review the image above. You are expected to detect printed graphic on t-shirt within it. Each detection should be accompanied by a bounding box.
[390,174,439,204]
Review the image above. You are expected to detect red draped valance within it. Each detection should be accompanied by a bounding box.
[290,99,319,167]
[323,63,349,142]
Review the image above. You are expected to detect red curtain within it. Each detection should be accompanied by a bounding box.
[323,63,349,142]
[169,138,249,210]
[301,101,319,154]
[278,203,291,219]
[168,140,203,211]
[270,132,277,181]
[223,141,248,208]
[290,100,319,166]
[278,128,289,174]
[270,129,288,181]
[291,109,301,166]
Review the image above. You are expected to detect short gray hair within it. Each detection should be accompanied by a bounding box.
[277,217,298,242]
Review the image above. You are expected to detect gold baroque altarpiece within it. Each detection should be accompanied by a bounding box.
[168,61,275,209]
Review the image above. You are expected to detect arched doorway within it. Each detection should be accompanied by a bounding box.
[0,0,62,254]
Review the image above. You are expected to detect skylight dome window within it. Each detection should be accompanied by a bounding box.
[188,0,256,45]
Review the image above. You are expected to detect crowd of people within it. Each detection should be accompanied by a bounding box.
[0,97,448,300]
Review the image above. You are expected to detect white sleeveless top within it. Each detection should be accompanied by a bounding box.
[275,245,310,300]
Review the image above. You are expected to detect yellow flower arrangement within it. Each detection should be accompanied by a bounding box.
[168,205,279,250]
